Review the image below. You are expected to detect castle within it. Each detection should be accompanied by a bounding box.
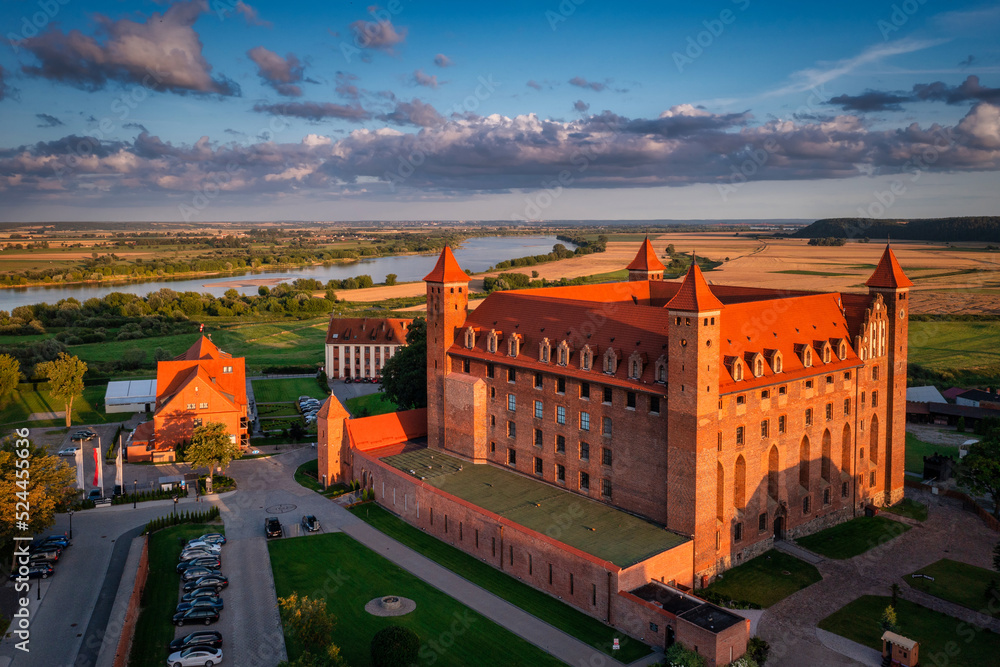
[318,240,911,664]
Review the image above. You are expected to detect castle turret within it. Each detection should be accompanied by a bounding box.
[423,247,470,449]
[627,237,666,281]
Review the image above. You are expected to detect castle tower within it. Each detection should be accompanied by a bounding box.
[316,395,351,486]
[423,246,470,449]
[866,245,913,505]
[627,237,666,281]
[664,259,725,582]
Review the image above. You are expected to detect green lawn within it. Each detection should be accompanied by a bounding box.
[906,432,957,475]
[885,498,929,522]
[252,377,328,403]
[268,532,565,667]
[350,504,651,662]
[819,595,1000,666]
[702,549,822,608]
[907,559,1000,617]
[345,392,398,417]
[293,459,348,497]
[130,524,223,667]
[0,383,133,427]
[796,516,910,560]
[909,321,1000,374]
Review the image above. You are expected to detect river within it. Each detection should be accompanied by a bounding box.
[0,236,575,310]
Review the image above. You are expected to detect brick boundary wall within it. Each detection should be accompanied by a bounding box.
[113,534,149,667]
[904,477,1000,532]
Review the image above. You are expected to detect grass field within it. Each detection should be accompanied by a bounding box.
[130,523,223,667]
[819,595,1000,666]
[906,432,956,475]
[909,321,1000,374]
[906,559,1000,617]
[268,532,565,667]
[0,383,133,427]
[796,516,910,560]
[349,504,651,662]
[702,549,822,608]
[293,459,347,497]
[885,498,929,521]
[345,392,398,417]
[251,377,328,403]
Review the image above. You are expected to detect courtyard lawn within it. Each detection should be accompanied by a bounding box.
[702,549,822,608]
[819,595,1000,666]
[293,459,348,498]
[345,392,398,417]
[251,377,328,404]
[0,382,133,427]
[130,524,223,667]
[349,504,651,662]
[885,498,929,522]
[906,432,957,475]
[268,532,565,667]
[907,559,1000,617]
[795,516,910,560]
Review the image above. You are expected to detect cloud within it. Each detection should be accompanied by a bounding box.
[959,55,976,68]
[252,101,370,121]
[569,76,607,92]
[19,1,238,96]
[123,122,148,133]
[827,75,1000,112]
[248,46,305,97]
[0,65,8,101]
[234,1,272,28]
[434,54,453,67]
[827,90,911,112]
[412,69,439,89]
[526,80,543,91]
[377,98,445,127]
[36,114,63,128]
[334,72,360,100]
[573,100,590,112]
[348,17,407,51]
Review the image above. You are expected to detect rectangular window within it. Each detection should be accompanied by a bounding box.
[549,564,553,584]
[508,394,516,411]
[805,408,813,426]
[736,395,746,405]
[570,572,574,595]
[759,513,767,531]
[534,372,543,389]
[736,426,745,445]
[734,522,743,542]
[844,398,850,415]
[826,375,834,385]
[507,421,516,438]
[223,366,232,374]
[778,415,787,433]
[602,417,612,437]
[823,488,831,506]
[826,403,833,420]
[486,363,495,379]
[557,464,565,483]
[491,414,496,427]
[580,471,590,491]
[626,392,636,409]
[650,395,660,414]
[872,391,878,408]
[844,371,851,380]
[603,387,612,404]
[778,385,787,395]
[805,379,814,389]
[580,411,590,431]
[873,366,880,381]
[534,400,543,419]
[534,428,543,447]
[602,447,612,466]
[461,358,470,373]
[507,367,516,383]
[534,457,543,475]
[650,622,659,633]
[842,481,849,498]
[601,478,612,498]
[592,584,597,606]
[557,377,566,394]
[580,382,590,399]
[186,403,196,410]
[862,391,866,406]
[556,406,566,425]
[761,389,770,399]
[717,432,722,452]
[528,553,532,575]
[199,402,208,409]
[556,435,565,453]
[507,448,517,466]
[803,496,810,514]
[870,471,877,487]
[760,420,769,438]
[490,387,496,399]
[579,441,590,461]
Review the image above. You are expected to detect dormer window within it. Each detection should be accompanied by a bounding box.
[726,356,744,382]
[627,351,645,380]
[835,338,847,360]
[539,338,551,363]
[580,345,594,371]
[508,334,520,358]
[654,355,667,384]
[557,340,571,366]
[796,344,812,368]
[747,352,764,378]
[487,329,499,354]
[765,349,783,374]
[603,348,618,375]
[464,327,476,350]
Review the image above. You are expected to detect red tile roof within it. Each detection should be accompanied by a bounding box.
[157,365,238,411]
[346,408,428,451]
[866,245,913,288]
[423,246,470,283]
[175,336,230,361]
[627,237,666,272]
[665,261,724,312]
[131,420,154,444]
[326,317,412,345]
[317,395,350,421]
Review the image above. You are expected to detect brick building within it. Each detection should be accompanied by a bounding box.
[128,336,249,462]
[324,317,412,380]
[318,240,912,664]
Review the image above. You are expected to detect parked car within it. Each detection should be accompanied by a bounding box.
[166,646,223,667]
[180,566,220,583]
[194,533,226,546]
[177,557,221,574]
[71,429,97,441]
[172,607,220,626]
[301,515,320,532]
[57,445,80,456]
[30,541,63,555]
[179,548,219,561]
[181,587,225,603]
[298,395,313,402]
[29,552,59,565]
[8,564,54,580]
[185,540,222,552]
[86,489,104,502]
[183,574,228,593]
[39,535,70,549]
[176,596,224,613]
[168,630,222,652]
[265,517,282,539]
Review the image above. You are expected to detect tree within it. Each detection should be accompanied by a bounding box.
[0,354,21,405]
[666,243,676,255]
[370,625,419,667]
[890,582,901,608]
[958,435,1000,518]
[37,352,87,427]
[380,318,426,410]
[0,433,76,554]
[746,636,769,664]
[153,347,173,362]
[185,422,242,490]
[277,593,344,665]
[121,347,146,370]
[384,273,398,286]
[879,604,900,634]
[957,416,966,433]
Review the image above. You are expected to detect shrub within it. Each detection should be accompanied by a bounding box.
[370,625,419,667]
[661,643,707,667]
[746,636,770,665]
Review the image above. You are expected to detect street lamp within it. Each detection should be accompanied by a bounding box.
[68,510,74,540]
[133,479,137,509]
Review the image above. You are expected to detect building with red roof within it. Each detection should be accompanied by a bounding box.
[324,317,412,380]
[128,336,249,462]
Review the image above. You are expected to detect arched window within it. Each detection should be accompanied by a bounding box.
[734,455,746,510]
[773,352,783,373]
[580,345,593,371]
[487,330,499,354]
[822,344,831,364]
[821,429,832,482]
[508,335,520,358]
[799,436,810,488]
[804,348,812,367]
[557,340,571,366]
[767,446,780,500]
[731,360,743,381]
[627,351,643,379]
[464,327,476,350]
[837,340,847,359]
[603,348,618,374]
[539,338,550,363]
[655,355,667,384]
[870,414,879,464]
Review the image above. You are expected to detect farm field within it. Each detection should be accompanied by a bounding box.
[908,320,1000,374]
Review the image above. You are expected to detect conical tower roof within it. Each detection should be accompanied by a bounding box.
[866,245,913,288]
[665,259,724,312]
[626,237,666,272]
[423,246,470,283]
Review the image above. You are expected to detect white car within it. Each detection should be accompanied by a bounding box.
[57,445,80,457]
[165,646,223,666]
[185,540,222,553]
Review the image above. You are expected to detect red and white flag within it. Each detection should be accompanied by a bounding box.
[92,445,100,489]
[199,323,204,332]
[115,435,124,489]
[74,445,85,495]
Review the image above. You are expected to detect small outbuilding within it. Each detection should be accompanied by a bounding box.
[881,631,918,667]
[104,379,157,414]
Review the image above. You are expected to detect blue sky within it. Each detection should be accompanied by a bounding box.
[0,0,998,222]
